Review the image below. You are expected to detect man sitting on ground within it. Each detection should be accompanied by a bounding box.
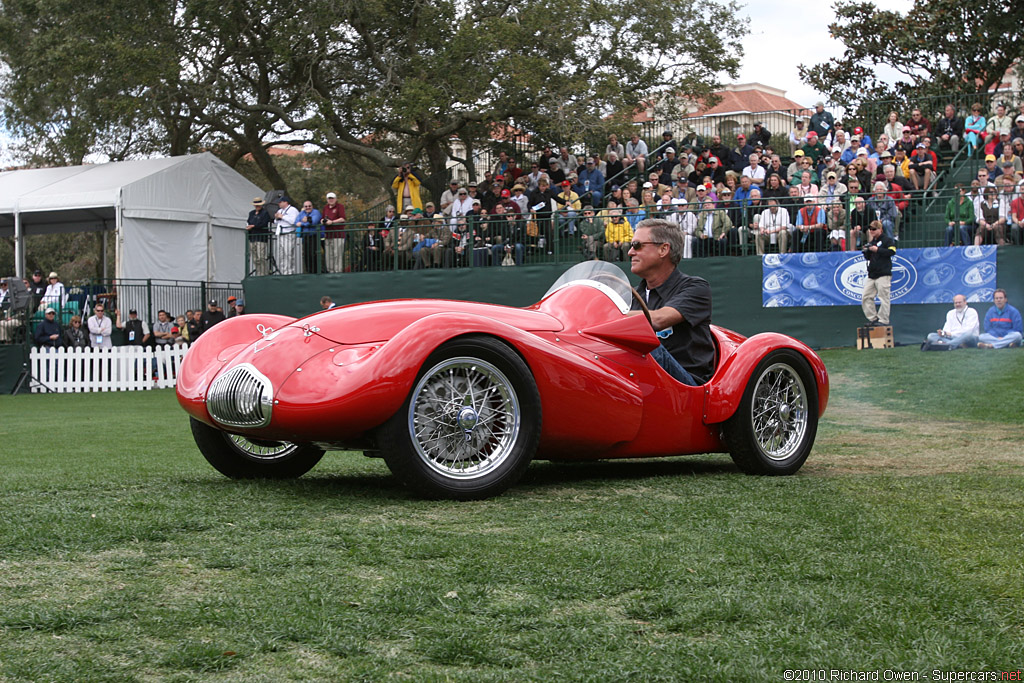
[977,289,1022,348]
[627,218,716,386]
[924,294,979,349]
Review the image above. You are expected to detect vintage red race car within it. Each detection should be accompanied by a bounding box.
[177,262,829,499]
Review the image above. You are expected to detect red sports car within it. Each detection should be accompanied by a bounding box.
[178,262,828,499]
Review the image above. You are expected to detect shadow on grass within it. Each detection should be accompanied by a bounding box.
[188,454,739,500]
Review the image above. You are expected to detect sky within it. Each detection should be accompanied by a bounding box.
[735,0,913,108]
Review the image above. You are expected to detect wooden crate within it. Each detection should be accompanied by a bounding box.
[855,325,893,349]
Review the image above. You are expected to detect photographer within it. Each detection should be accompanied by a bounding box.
[391,162,424,214]
[861,220,896,327]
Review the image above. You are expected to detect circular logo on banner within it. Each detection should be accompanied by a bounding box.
[922,263,955,287]
[764,294,796,308]
[922,288,956,304]
[763,269,794,293]
[920,247,945,261]
[962,262,996,287]
[801,272,824,291]
[967,288,995,303]
[800,252,821,267]
[963,245,988,261]
[763,254,783,267]
[834,255,917,302]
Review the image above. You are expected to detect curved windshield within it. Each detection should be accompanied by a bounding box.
[543,261,633,314]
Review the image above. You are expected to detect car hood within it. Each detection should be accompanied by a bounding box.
[290,299,563,344]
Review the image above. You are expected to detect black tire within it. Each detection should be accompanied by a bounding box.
[190,417,325,479]
[722,349,819,475]
[378,336,541,500]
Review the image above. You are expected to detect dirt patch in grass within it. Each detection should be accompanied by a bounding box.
[808,376,1024,476]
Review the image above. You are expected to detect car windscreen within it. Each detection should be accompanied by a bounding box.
[542,261,633,313]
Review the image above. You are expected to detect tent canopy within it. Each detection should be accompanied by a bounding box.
[0,153,263,283]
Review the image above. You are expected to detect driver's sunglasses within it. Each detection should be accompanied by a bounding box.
[629,241,665,251]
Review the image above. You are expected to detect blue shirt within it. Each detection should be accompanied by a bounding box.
[296,208,322,237]
[575,168,605,198]
[982,303,1023,337]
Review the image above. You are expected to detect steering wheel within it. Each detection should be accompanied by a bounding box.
[630,286,653,326]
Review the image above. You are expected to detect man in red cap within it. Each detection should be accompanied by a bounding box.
[801,131,828,163]
[732,133,755,171]
[851,125,874,150]
[554,180,581,237]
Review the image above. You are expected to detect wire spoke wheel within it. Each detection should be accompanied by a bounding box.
[749,363,809,461]
[408,357,520,480]
[227,435,299,462]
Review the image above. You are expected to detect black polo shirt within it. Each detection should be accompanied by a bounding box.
[632,269,716,383]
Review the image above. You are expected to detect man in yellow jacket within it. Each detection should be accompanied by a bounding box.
[602,206,634,262]
[392,163,424,213]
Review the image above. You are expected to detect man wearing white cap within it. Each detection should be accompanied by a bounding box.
[322,191,348,273]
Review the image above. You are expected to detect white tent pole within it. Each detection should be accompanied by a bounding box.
[114,189,123,280]
[14,210,24,279]
[206,210,213,282]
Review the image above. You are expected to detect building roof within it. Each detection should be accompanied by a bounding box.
[633,83,810,122]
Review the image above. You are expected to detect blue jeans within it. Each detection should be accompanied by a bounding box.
[926,331,976,349]
[650,344,698,386]
[946,223,970,246]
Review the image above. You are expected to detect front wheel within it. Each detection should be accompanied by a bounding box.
[190,417,325,479]
[378,336,541,499]
[723,350,818,475]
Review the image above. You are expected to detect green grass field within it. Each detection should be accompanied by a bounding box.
[1,347,1022,681]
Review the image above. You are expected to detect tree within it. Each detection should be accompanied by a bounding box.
[0,0,748,204]
[800,0,1024,112]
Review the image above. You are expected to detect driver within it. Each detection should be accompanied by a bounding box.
[628,218,716,385]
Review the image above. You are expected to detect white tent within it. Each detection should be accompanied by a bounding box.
[0,153,263,283]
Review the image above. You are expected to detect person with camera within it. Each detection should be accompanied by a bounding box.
[391,162,424,213]
[861,220,896,327]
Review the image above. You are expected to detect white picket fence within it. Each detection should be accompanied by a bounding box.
[28,344,191,393]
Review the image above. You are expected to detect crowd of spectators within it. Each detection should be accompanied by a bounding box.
[246,101,1024,269]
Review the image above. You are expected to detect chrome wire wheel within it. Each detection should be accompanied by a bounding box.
[227,435,299,462]
[749,362,809,461]
[407,356,521,480]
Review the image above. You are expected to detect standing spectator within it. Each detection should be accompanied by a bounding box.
[62,315,89,349]
[935,104,963,152]
[116,308,150,347]
[751,121,771,148]
[861,220,895,327]
[152,310,175,347]
[200,300,226,334]
[273,196,301,275]
[624,133,648,176]
[225,295,238,318]
[296,200,323,274]
[42,272,66,308]
[439,180,459,217]
[27,270,46,310]
[809,102,834,140]
[33,307,62,348]
[186,309,203,342]
[87,303,112,348]
[925,294,979,349]
[322,191,347,273]
[391,163,423,213]
[246,197,272,276]
[945,185,975,246]
[977,289,1022,349]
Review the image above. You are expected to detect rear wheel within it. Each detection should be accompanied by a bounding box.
[190,417,325,479]
[723,350,818,475]
[379,336,541,499]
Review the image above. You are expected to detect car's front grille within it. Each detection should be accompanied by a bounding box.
[206,364,273,428]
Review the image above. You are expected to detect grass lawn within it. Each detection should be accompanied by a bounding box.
[0,347,1021,681]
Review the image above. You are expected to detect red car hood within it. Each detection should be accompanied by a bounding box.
[289,299,563,345]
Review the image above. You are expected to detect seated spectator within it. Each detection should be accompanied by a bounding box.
[42,272,67,308]
[964,103,986,156]
[602,206,633,261]
[868,182,899,240]
[624,133,648,175]
[795,196,826,252]
[704,156,726,188]
[925,294,979,349]
[908,143,935,190]
[755,198,791,254]
[34,306,62,348]
[848,194,876,250]
[820,171,847,204]
[762,171,788,200]
[996,142,1022,175]
[977,289,1022,349]
[975,187,1005,245]
[1010,182,1024,245]
[945,185,975,246]
[788,118,808,155]
[883,111,904,144]
[841,136,863,165]
[904,108,932,144]
[575,158,605,207]
[826,202,847,251]
[741,153,766,186]
[545,157,566,186]
[985,104,1012,154]
[794,170,819,198]
[789,155,817,186]
[577,205,603,259]
[62,314,88,348]
[935,104,963,152]
[851,126,873,150]
[606,133,625,161]
[801,131,828,163]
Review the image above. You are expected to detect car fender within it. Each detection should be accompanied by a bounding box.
[703,333,829,424]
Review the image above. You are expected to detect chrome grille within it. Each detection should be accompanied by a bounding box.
[206,364,273,428]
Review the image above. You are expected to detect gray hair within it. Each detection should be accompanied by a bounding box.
[873,181,888,192]
[635,218,684,265]
[882,164,895,173]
